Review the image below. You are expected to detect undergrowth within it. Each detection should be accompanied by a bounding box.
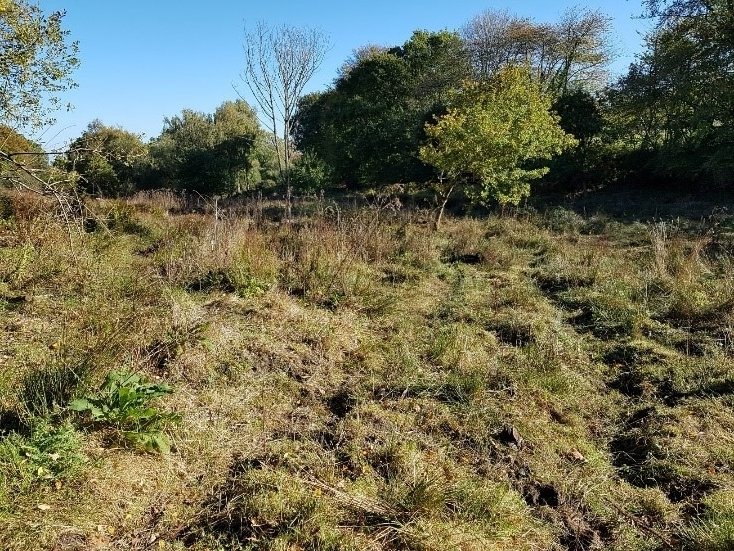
[0,191,733,550]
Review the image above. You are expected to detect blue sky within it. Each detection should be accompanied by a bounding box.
[38,0,651,148]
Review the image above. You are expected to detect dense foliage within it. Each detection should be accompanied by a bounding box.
[420,66,577,206]
[294,30,470,188]
[148,100,274,195]
[0,124,47,187]
[606,0,734,187]
[61,121,149,196]
[292,1,733,199]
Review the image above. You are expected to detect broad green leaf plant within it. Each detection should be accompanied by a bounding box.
[70,371,179,454]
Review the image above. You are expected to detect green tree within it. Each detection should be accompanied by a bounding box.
[150,100,268,194]
[607,0,734,186]
[0,0,79,130]
[151,109,210,190]
[62,120,148,197]
[295,30,470,188]
[290,151,332,193]
[0,124,46,167]
[0,0,79,205]
[545,89,606,191]
[212,100,267,192]
[420,66,576,225]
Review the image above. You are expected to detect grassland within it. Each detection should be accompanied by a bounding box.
[1,189,733,550]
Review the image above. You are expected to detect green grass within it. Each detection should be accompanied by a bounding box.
[0,419,86,511]
[1,189,733,550]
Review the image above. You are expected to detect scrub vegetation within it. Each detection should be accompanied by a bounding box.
[1,0,733,549]
[1,190,734,550]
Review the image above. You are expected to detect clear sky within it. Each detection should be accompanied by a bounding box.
[38,0,651,148]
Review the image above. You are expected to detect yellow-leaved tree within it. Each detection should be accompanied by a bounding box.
[420,65,577,227]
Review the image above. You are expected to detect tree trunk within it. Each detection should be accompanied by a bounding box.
[286,183,292,221]
[434,184,455,231]
[284,121,293,222]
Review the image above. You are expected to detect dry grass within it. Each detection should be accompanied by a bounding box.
[1,192,733,550]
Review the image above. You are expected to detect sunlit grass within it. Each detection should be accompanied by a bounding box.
[1,192,733,549]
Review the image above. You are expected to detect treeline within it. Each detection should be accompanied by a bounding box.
[606,0,734,188]
[294,9,611,190]
[56,101,278,196]
[53,5,612,200]
[294,0,733,197]
[4,0,731,203]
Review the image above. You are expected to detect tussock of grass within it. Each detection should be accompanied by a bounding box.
[2,190,734,550]
[684,489,734,550]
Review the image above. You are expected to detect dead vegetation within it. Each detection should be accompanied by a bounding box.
[1,189,733,550]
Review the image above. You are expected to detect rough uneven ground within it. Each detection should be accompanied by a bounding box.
[1,190,733,550]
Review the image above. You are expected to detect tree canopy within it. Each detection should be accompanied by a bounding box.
[1,0,729,204]
[0,0,79,129]
[607,0,734,185]
[420,66,577,206]
[0,123,47,188]
[61,121,149,197]
[462,7,613,96]
[295,30,470,188]
[150,100,271,195]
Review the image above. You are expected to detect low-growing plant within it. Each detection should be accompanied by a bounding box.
[102,201,153,237]
[563,284,647,338]
[683,490,734,551]
[227,265,273,297]
[0,419,85,504]
[70,371,179,454]
[542,206,585,233]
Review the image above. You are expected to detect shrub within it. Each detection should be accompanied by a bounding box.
[101,201,152,237]
[290,152,333,193]
[542,207,585,233]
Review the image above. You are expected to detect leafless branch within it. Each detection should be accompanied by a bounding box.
[239,22,330,219]
[461,7,615,94]
[1,145,93,245]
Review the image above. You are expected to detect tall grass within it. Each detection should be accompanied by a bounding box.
[1,189,734,551]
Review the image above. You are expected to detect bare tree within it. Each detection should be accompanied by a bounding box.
[462,9,532,79]
[549,8,614,95]
[461,7,614,95]
[1,138,88,242]
[240,22,330,219]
